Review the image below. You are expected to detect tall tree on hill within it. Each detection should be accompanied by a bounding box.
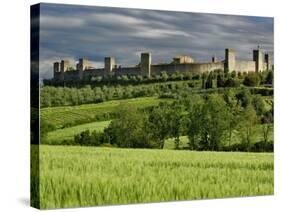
[238,105,258,151]
[104,106,154,148]
[223,89,241,147]
[251,95,266,116]
[187,102,202,150]
[261,100,273,148]
[187,94,230,150]
[261,110,273,146]
[169,103,187,149]
[199,94,230,150]
[148,102,172,149]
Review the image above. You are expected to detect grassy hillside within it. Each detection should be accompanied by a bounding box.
[41,97,171,129]
[45,120,111,145]
[37,145,273,209]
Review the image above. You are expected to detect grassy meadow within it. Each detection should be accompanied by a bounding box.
[37,145,273,209]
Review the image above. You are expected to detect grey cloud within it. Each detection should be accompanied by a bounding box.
[38,4,273,79]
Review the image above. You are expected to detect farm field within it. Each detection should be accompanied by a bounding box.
[36,145,274,209]
[41,96,171,129]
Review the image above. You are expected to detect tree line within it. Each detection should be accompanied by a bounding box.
[40,82,192,108]
[73,90,273,152]
[40,70,273,108]
[202,70,273,89]
[44,69,273,88]
[44,71,202,87]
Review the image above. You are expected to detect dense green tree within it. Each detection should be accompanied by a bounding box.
[187,94,230,150]
[230,71,237,78]
[236,89,252,108]
[237,72,243,79]
[251,95,266,116]
[184,72,192,80]
[121,75,129,82]
[265,71,273,84]
[238,105,258,151]
[160,71,169,82]
[148,103,172,149]
[261,112,273,146]
[223,90,241,146]
[261,102,273,146]
[199,95,230,150]
[192,74,200,80]
[169,103,186,149]
[243,73,260,86]
[74,130,92,146]
[216,74,224,88]
[223,78,239,87]
[205,72,213,89]
[104,106,155,148]
[73,130,104,146]
[171,73,177,80]
[201,72,207,89]
[186,102,202,150]
[175,71,184,81]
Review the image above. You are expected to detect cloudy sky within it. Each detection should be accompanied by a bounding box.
[39,3,274,79]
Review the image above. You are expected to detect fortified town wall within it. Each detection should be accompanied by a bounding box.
[53,47,272,81]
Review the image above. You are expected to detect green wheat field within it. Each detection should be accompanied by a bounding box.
[35,145,273,209]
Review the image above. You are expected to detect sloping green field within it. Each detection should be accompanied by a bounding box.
[41,97,171,129]
[45,121,111,145]
[36,145,274,209]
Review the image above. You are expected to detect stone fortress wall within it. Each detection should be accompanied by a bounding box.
[53,47,272,81]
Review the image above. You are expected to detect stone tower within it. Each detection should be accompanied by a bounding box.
[53,62,60,79]
[61,60,69,72]
[104,57,115,74]
[264,53,270,71]
[77,58,88,71]
[140,52,151,77]
[253,48,263,72]
[225,48,235,72]
[77,58,88,79]
[60,60,69,80]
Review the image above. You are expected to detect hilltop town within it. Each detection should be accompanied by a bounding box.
[53,47,271,81]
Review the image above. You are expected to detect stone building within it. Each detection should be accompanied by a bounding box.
[53,47,272,81]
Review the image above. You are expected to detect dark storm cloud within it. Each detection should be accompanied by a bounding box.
[39,3,274,79]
